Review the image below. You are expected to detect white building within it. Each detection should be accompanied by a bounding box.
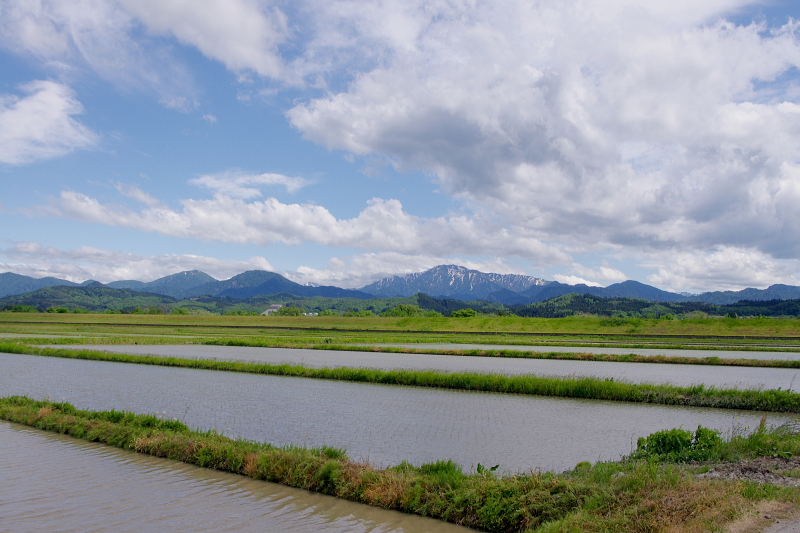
[261,304,283,316]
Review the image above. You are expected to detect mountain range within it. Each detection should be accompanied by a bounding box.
[3,265,800,306]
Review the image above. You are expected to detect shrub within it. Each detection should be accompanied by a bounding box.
[632,426,722,462]
[382,304,425,317]
[1,305,39,313]
[273,305,304,316]
[451,308,478,318]
[343,310,375,317]
[317,309,339,316]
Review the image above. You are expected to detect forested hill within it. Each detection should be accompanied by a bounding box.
[508,293,800,318]
[0,285,177,312]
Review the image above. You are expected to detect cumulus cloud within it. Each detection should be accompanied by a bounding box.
[119,0,290,79]
[1,241,273,282]
[0,0,291,94]
[189,170,310,197]
[645,246,800,292]
[286,0,800,262]
[0,80,98,165]
[45,186,569,263]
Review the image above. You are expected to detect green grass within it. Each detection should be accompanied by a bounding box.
[3,396,800,533]
[3,312,800,337]
[4,342,800,412]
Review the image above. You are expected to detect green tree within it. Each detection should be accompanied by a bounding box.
[273,305,305,316]
[451,308,478,318]
[343,309,375,317]
[382,304,425,317]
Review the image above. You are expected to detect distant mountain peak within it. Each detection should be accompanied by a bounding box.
[360,264,549,298]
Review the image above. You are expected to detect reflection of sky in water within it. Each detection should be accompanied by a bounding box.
[1,423,470,533]
[51,343,800,392]
[2,353,794,473]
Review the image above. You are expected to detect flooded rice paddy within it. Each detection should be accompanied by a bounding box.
[0,422,471,533]
[369,343,800,361]
[53,344,800,392]
[2,352,795,473]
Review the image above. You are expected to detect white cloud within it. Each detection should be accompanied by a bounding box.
[569,264,629,284]
[189,170,310,197]
[1,241,273,282]
[119,0,290,80]
[286,1,800,262]
[0,0,197,107]
[115,183,163,207]
[45,187,570,263]
[645,246,800,292]
[0,80,98,164]
[201,113,217,123]
[552,275,604,287]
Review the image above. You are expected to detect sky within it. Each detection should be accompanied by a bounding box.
[1,0,800,293]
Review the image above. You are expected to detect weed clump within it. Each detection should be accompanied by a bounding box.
[631,426,723,462]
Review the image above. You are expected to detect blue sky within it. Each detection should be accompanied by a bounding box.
[1,0,800,292]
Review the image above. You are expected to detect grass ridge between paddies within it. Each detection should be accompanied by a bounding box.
[3,396,800,532]
[3,342,800,412]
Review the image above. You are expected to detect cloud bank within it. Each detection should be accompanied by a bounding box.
[48,186,568,263]
[1,241,273,283]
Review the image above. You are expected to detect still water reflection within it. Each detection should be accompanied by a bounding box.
[0,422,471,533]
[55,344,800,392]
[2,353,794,473]
[370,343,800,361]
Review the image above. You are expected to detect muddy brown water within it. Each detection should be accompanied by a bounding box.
[51,344,800,392]
[0,422,471,533]
[2,353,795,474]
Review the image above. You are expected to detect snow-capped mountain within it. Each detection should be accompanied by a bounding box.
[359,265,549,298]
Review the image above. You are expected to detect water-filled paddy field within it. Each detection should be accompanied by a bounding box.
[0,422,470,533]
[50,344,800,392]
[367,343,800,360]
[2,352,794,473]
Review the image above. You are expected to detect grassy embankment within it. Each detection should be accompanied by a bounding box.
[3,312,800,337]
[3,396,800,533]
[5,342,800,412]
[4,312,800,353]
